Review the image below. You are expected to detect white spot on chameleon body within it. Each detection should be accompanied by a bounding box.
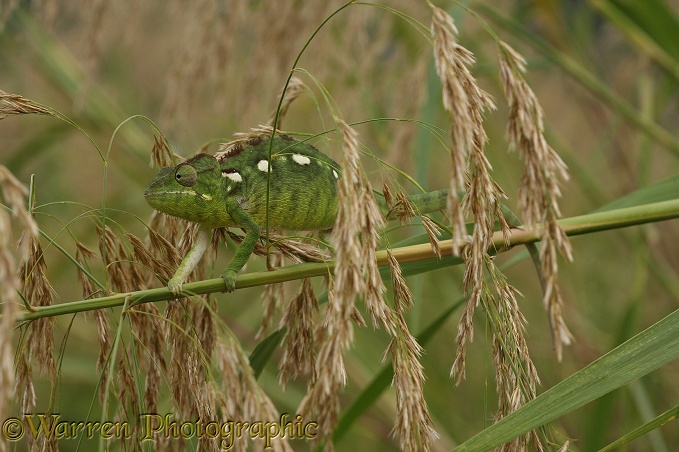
[257,160,270,173]
[332,169,339,179]
[292,154,311,165]
[221,170,242,182]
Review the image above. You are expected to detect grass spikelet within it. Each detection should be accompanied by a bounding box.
[164,301,199,419]
[0,210,19,443]
[0,89,52,119]
[269,75,306,127]
[279,278,319,388]
[498,41,573,359]
[487,266,541,449]
[77,241,111,399]
[117,352,139,429]
[215,335,293,451]
[0,166,38,241]
[385,250,439,451]
[340,120,393,333]
[420,215,442,258]
[257,252,285,339]
[127,232,175,283]
[193,297,217,357]
[19,234,56,378]
[299,120,364,446]
[431,7,484,253]
[394,190,416,225]
[147,218,183,269]
[299,285,347,450]
[299,119,399,445]
[360,186,392,334]
[0,165,45,450]
[15,356,35,445]
[151,133,175,168]
[97,225,133,292]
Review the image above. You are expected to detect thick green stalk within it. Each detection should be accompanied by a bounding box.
[15,198,679,322]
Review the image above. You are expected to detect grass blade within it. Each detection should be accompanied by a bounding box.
[453,308,679,451]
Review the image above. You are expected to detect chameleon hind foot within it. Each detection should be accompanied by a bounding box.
[167,277,183,295]
[222,269,238,292]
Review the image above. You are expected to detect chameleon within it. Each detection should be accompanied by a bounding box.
[144,134,449,294]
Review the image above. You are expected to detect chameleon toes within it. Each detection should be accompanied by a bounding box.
[222,269,238,292]
[167,278,183,295]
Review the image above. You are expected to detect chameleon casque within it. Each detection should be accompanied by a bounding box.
[144,135,448,294]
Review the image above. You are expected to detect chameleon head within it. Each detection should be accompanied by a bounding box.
[144,153,224,224]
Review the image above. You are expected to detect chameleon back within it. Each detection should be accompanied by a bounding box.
[216,136,340,231]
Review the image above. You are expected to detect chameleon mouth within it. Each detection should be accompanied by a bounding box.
[144,189,213,201]
[144,189,190,198]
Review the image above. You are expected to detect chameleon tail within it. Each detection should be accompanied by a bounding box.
[374,189,546,305]
[374,189,449,220]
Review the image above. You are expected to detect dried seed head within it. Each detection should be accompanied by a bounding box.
[360,187,393,334]
[75,241,113,401]
[117,352,139,421]
[333,120,392,332]
[0,166,38,243]
[386,250,438,450]
[97,225,134,293]
[0,218,19,439]
[215,335,293,451]
[0,90,52,119]
[127,232,176,283]
[279,278,319,387]
[15,355,36,450]
[498,41,573,359]
[382,182,394,209]
[268,76,306,128]
[193,296,217,357]
[298,285,351,448]
[0,165,37,434]
[216,125,277,159]
[147,223,182,269]
[394,190,416,225]
[450,282,481,384]
[19,234,57,378]
[75,242,98,299]
[431,6,497,254]
[388,250,412,313]
[164,301,199,418]
[420,216,442,259]
[257,253,285,339]
[230,230,332,264]
[150,133,175,168]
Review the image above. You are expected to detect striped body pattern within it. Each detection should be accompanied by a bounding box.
[144,136,341,231]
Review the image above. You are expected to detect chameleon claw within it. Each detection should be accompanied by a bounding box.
[222,270,237,292]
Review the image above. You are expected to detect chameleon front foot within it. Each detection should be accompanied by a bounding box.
[222,269,238,292]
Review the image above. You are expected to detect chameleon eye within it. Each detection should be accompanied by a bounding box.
[175,165,198,187]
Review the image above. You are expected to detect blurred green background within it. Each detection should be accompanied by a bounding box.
[2,0,679,450]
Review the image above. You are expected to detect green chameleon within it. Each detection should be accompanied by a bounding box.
[144,135,449,294]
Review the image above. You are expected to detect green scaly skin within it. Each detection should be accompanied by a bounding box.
[145,135,341,293]
[145,136,453,294]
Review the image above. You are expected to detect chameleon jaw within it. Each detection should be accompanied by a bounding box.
[144,189,212,201]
